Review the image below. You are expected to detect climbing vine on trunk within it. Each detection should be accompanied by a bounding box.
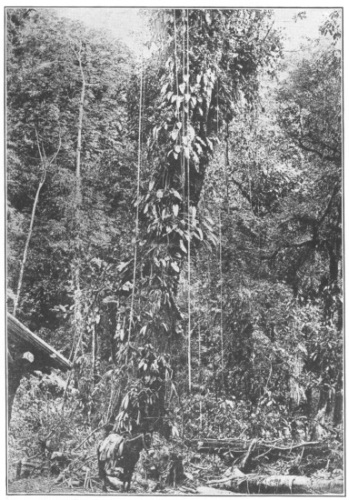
[120,9,282,349]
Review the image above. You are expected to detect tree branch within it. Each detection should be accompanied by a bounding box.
[261,184,339,261]
[260,238,314,261]
[297,139,341,165]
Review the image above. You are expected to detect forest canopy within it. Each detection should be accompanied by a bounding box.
[6,7,343,494]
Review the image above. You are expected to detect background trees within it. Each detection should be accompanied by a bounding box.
[7,7,342,485]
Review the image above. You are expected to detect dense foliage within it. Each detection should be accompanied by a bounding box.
[7,7,342,490]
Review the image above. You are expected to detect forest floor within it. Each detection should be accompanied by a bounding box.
[8,466,343,496]
[7,433,343,495]
[8,478,95,495]
[7,478,182,495]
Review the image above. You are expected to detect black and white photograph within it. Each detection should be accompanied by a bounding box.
[6,6,343,495]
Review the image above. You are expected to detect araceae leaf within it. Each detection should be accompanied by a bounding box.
[122,393,129,410]
[140,325,147,335]
[171,262,180,273]
[161,82,169,94]
[180,239,187,253]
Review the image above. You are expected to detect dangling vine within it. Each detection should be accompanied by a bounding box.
[127,58,143,351]
[186,9,192,392]
[117,9,281,409]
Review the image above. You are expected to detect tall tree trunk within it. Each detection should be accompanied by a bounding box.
[219,209,224,390]
[8,352,24,422]
[333,369,343,426]
[225,122,230,212]
[107,302,117,364]
[13,133,61,317]
[13,174,45,317]
[72,42,86,359]
[91,322,96,383]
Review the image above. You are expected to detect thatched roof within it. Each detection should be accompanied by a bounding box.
[7,313,72,372]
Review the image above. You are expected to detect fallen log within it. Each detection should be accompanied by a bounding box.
[179,485,199,494]
[196,486,237,495]
[197,438,323,454]
[197,438,331,469]
[208,473,343,494]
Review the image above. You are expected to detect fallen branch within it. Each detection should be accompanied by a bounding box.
[190,463,208,471]
[267,441,322,452]
[208,473,343,494]
[197,437,327,466]
[207,476,237,486]
[239,438,257,469]
[197,438,321,450]
[179,485,198,494]
[196,486,237,495]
